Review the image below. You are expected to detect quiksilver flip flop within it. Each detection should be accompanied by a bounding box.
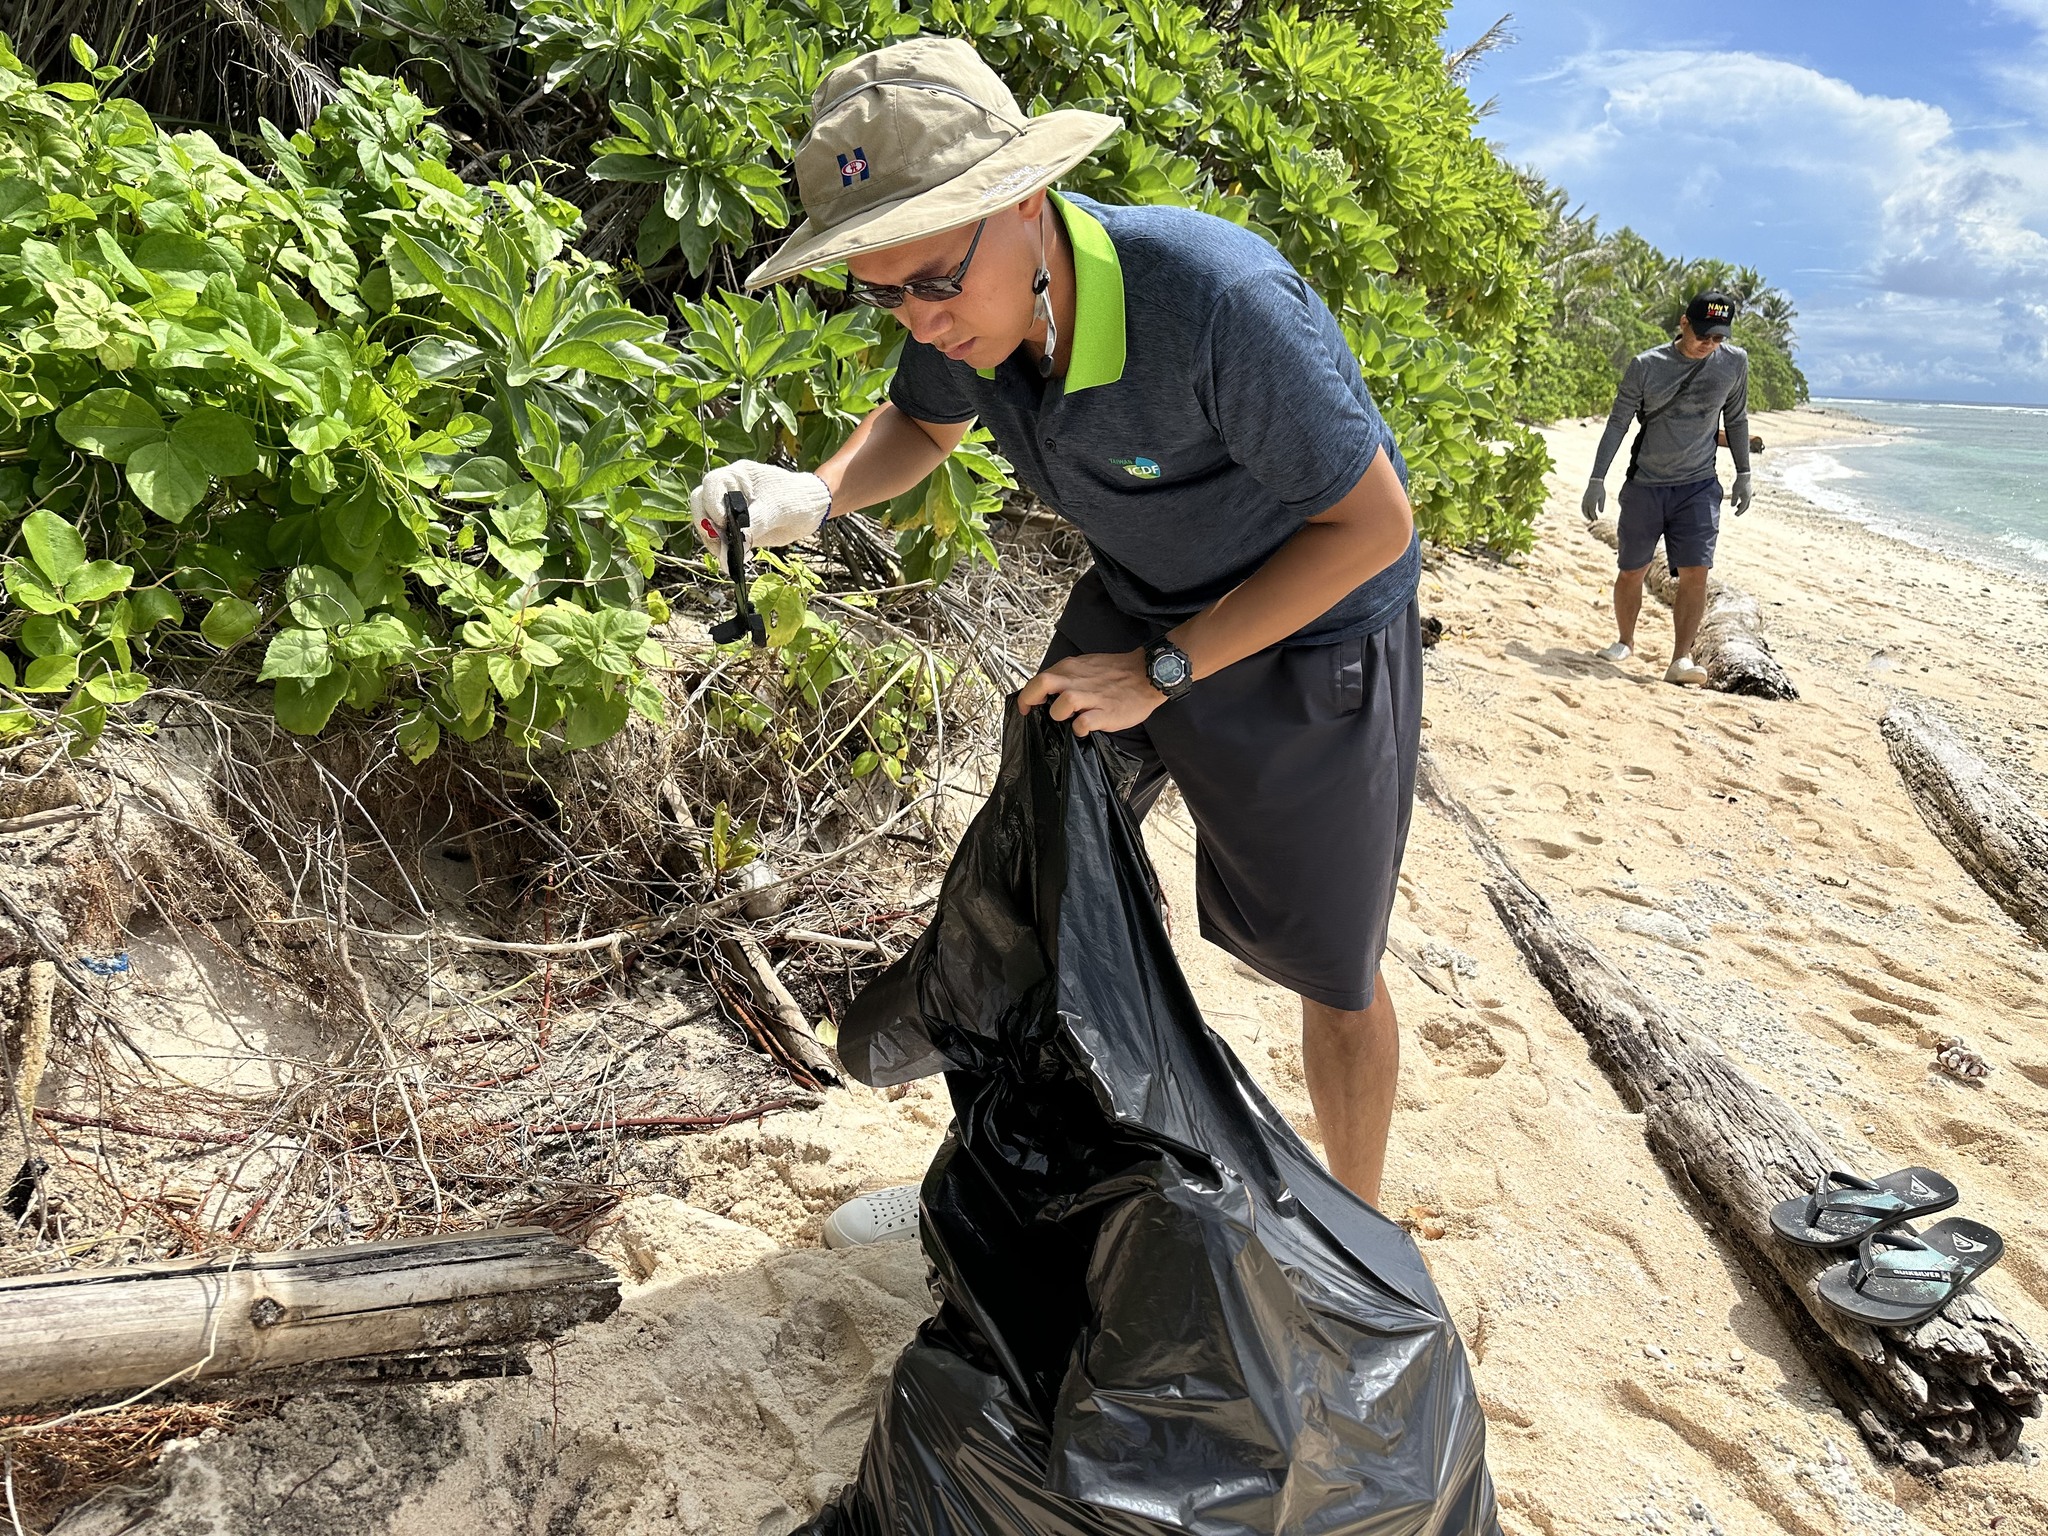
[1768,1167,1958,1250]
[1816,1219,2004,1328]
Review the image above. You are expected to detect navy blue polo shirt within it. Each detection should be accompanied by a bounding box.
[888,191,1419,644]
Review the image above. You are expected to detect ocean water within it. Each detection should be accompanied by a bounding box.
[1778,398,2048,582]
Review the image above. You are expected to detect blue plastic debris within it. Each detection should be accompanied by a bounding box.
[74,953,130,978]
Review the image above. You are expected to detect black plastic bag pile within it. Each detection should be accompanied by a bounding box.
[807,707,1497,1535]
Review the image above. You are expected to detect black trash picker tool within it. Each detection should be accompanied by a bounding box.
[709,488,767,647]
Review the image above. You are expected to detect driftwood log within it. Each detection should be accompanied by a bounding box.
[1417,752,2046,1470]
[1589,515,1798,700]
[720,932,844,1087]
[1882,701,2048,949]
[0,1227,619,1414]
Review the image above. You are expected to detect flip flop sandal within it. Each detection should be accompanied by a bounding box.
[1768,1167,1958,1249]
[1816,1219,2004,1328]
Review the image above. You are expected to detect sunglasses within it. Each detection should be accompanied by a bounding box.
[845,220,987,309]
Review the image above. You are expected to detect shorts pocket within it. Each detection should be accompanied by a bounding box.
[1330,636,1366,716]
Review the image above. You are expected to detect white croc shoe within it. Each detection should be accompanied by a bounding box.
[1595,641,1632,663]
[822,1184,921,1250]
[1664,655,1709,687]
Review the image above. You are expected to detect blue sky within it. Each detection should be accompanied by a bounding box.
[1442,1,2048,402]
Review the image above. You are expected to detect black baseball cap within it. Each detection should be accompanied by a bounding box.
[1686,291,1736,337]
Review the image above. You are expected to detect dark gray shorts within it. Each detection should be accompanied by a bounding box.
[1618,475,1721,574]
[1042,569,1421,1011]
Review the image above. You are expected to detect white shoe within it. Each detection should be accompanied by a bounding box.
[1596,641,1632,663]
[1664,656,1709,687]
[821,1184,921,1249]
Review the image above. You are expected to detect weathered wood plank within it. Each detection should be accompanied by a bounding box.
[0,1227,619,1413]
[1588,516,1798,700]
[1417,750,2047,1471]
[1882,701,2048,949]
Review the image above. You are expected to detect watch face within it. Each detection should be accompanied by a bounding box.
[1150,650,1190,689]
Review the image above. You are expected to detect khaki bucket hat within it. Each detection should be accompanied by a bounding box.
[745,37,1120,288]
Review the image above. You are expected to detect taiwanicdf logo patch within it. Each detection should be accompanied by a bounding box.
[838,148,870,186]
[1113,456,1161,480]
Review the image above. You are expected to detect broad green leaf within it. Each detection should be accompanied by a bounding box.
[489,484,548,543]
[63,560,133,605]
[408,337,485,381]
[85,671,149,704]
[5,560,71,615]
[0,652,13,688]
[21,655,78,693]
[56,388,165,463]
[126,438,211,521]
[173,409,259,477]
[257,626,332,681]
[127,588,185,632]
[586,607,651,674]
[272,669,348,735]
[21,510,87,588]
[486,653,529,699]
[445,455,519,501]
[21,615,80,656]
[451,650,492,722]
[562,689,629,749]
[284,565,367,628]
[200,597,262,648]
[396,710,440,764]
[287,415,350,454]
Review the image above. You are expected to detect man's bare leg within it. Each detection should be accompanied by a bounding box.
[1612,566,1648,650]
[1301,979,1399,1206]
[1670,565,1710,659]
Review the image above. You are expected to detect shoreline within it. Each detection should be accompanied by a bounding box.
[1755,403,2048,589]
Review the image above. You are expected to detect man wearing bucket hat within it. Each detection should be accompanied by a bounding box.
[691,37,1423,1234]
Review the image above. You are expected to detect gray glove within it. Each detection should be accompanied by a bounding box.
[1580,480,1605,522]
[1730,471,1753,516]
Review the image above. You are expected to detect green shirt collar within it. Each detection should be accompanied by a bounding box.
[1051,192,1125,393]
[975,192,1126,390]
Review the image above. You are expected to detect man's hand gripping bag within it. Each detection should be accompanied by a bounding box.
[808,708,1498,1536]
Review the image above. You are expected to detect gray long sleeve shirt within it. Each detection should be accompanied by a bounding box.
[1591,342,1751,486]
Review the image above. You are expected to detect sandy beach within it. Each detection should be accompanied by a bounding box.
[58,405,2048,1536]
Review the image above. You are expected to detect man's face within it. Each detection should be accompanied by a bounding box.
[845,193,1046,372]
[1676,317,1726,359]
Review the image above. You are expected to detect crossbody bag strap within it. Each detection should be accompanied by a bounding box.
[1627,353,1714,481]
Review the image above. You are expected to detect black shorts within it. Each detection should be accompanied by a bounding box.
[1042,569,1422,1011]
[1617,475,1721,574]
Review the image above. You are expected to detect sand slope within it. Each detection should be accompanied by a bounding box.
[57,408,2048,1536]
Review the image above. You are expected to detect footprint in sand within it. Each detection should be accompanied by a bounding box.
[2009,1061,2048,1091]
[1622,765,1656,782]
[1777,772,1821,795]
[1419,1013,1508,1078]
[1515,837,1577,861]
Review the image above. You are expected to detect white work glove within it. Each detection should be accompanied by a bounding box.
[1581,479,1606,522]
[689,460,831,564]
[1730,471,1753,516]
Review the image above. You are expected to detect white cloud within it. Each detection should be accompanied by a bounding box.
[1512,48,2048,399]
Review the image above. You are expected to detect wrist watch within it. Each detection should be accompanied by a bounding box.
[1144,636,1195,701]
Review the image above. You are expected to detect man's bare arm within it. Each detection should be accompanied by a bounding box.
[1169,446,1413,680]
[1017,447,1415,736]
[813,403,973,516]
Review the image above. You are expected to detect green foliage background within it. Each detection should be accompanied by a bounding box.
[0,1,1801,763]
[1517,175,1810,422]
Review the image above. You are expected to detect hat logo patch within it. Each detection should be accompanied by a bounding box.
[838,149,870,186]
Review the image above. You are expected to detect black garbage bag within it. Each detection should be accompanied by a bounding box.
[807,706,1497,1536]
